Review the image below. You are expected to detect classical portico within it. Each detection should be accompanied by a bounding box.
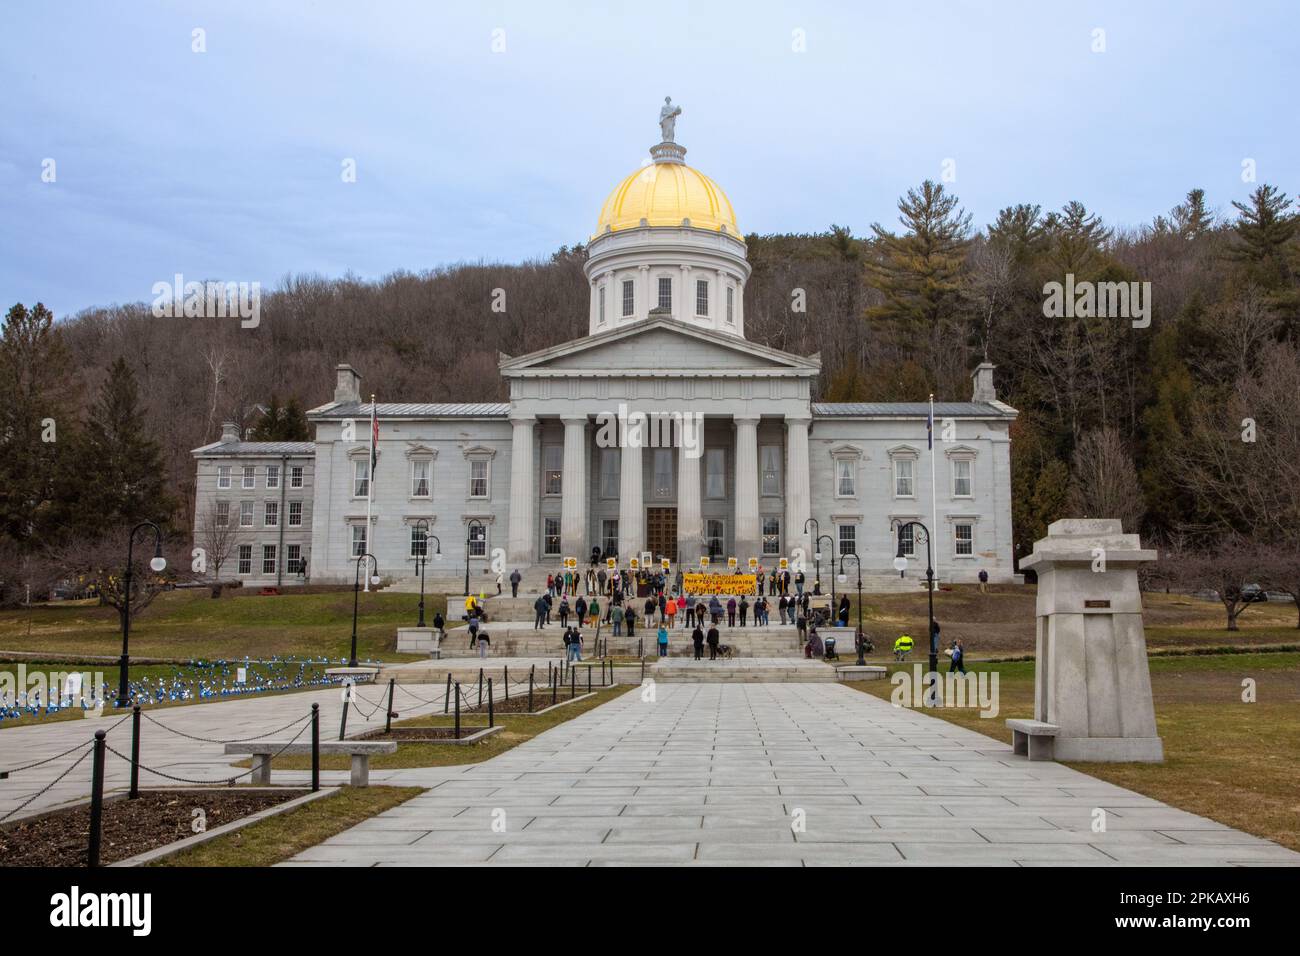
[498,317,821,567]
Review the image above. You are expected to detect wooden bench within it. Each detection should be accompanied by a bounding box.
[224,740,396,787]
[1006,719,1059,761]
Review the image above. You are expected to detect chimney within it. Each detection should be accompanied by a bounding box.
[220,421,241,444]
[334,364,362,405]
[971,362,997,403]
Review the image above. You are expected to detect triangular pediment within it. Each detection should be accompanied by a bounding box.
[500,318,819,375]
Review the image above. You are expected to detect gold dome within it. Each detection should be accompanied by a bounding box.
[594,159,738,238]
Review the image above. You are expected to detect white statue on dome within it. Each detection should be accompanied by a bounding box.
[659,96,682,143]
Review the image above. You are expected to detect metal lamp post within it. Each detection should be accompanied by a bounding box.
[117,522,167,708]
[350,552,379,667]
[413,521,440,627]
[838,553,864,666]
[893,520,937,703]
[464,518,484,597]
[816,533,836,603]
[803,518,819,597]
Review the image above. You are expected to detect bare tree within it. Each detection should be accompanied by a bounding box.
[196,504,240,597]
[46,528,179,627]
[1066,427,1145,532]
[1255,542,1300,628]
[1152,538,1263,631]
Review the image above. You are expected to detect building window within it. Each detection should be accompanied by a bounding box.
[695,279,709,317]
[214,501,230,527]
[351,524,367,557]
[705,448,725,498]
[657,277,672,311]
[262,545,277,575]
[652,448,673,498]
[290,466,304,488]
[242,466,255,490]
[954,522,974,556]
[726,286,735,324]
[838,524,857,557]
[468,523,487,558]
[264,501,279,527]
[599,448,620,498]
[410,460,431,498]
[237,544,252,575]
[622,279,634,317]
[601,519,618,557]
[410,525,428,558]
[353,460,369,498]
[898,524,915,558]
[286,544,303,574]
[239,501,254,528]
[761,445,781,495]
[762,517,781,556]
[469,460,489,498]
[288,501,303,527]
[706,519,725,558]
[543,445,563,496]
[217,465,231,489]
[266,465,280,489]
[543,517,561,557]
[836,459,855,497]
[952,459,973,498]
[894,458,914,498]
[599,285,606,323]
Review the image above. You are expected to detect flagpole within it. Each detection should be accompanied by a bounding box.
[929,393,939,592]
[364,393,375,592]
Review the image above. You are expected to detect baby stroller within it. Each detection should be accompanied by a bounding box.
[823,633,840,661]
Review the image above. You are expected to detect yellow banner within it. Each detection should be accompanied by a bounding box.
[683,572,757,596]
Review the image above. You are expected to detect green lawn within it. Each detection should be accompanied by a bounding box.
[0,588,447,662]
[154,786,424,867]
[852,651,1300,852]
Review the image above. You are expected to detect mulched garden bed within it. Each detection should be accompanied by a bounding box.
[0,788,305,867]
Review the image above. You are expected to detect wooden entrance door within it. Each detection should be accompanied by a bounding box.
[645,508,677,564]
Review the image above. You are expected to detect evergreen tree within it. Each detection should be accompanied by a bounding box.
[1171,188,1214,239]
[1228,184,1298,293]
[866,180,972,333]
[0,303,80,550]
[77,357,172,533]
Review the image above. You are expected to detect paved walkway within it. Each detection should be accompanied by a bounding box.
[287,683,1300,867]
[0,680,451,821]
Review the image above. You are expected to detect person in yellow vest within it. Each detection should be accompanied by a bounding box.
[893,634,914,661]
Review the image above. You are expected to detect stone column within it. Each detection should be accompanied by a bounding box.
[785,416,812,562]
[733,415,761,561]
[618,436,643,562]
[677,417,703,564]
[638,265,649,320]
[560,416,588,558]
[506,416,536,565]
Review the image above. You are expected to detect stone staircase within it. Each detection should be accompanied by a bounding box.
[647,658,838,683]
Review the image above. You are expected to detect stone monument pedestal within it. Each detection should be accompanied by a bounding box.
[396,627,439,656]
[1018,519,1164,763]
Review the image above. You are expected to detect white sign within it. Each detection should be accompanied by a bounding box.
[236,667,247,684]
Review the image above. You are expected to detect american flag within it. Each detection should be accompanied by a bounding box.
[370,401,379,474]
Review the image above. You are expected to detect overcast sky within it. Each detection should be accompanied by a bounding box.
[2,0,1295,316]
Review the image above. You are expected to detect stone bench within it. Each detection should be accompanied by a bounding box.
[1006,719,1059,761]
[224,740,397,787]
